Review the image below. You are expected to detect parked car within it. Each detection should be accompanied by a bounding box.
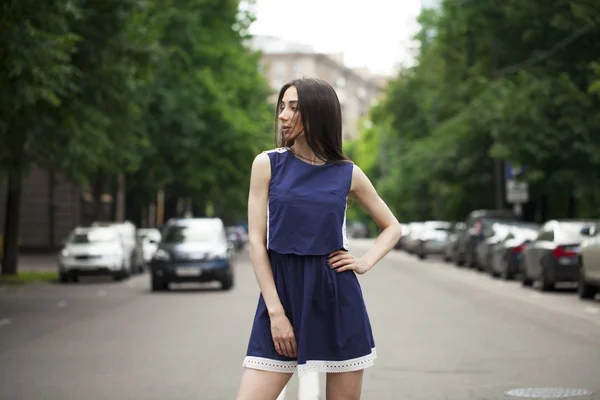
[488,223,540,280]
[226,225,248,251]
[414,221,452,259]
[403,222,426,254]
[92,221,143,273]
[58,226,130,282]
[394,223,411,250]
[150,218,234,291]
[475,222,513,273]
[443,222,466,262]
[454,210,517,269]
[137,228,162,267]
[521,219,597,291]
[578,222,600,299]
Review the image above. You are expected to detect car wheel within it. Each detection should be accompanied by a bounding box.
[521,270,532,287]
[151,277,168,291]
[578,268,597,300]
[538,267,553,292]
[221,271,234,291]
[59,272,69,283]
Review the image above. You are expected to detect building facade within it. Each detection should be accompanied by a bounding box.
[251,36,386,141]
[0,166,82,252]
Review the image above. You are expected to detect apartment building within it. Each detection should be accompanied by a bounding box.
[251,35,386,141]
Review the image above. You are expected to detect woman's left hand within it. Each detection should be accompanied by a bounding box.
[327,250,372,274]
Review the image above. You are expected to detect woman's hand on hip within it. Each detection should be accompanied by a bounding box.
[328,250,371,274]
[270,312,297,359]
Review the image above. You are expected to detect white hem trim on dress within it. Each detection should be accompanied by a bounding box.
[242,348,377,375]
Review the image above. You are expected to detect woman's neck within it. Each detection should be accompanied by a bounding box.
[289,138,326,165]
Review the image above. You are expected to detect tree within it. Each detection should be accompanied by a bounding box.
[348,0,600,223]
[127,0,271,224]
[0,0,80,274]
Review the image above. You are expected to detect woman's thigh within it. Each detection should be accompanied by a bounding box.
[326,370,364,400]
[236,368,293,400]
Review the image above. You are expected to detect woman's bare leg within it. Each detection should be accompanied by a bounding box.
[325,370,364,400]
[236,368,293,400]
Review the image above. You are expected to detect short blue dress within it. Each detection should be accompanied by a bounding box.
[242,147,376,375]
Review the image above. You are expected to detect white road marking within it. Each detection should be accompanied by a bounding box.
[276,385,287,400]
[126,280,136,287]
[57,300,67,308]
[97,289,107,296]
[494,281,505,287]
[583,306,599,314]
[0,318,11,327]
[528,292,542,299]
[298,372,320,400]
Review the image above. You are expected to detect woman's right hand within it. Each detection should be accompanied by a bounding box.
[270,311,297,359]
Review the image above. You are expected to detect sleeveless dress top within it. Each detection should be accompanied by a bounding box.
[242,147,377,375]
[266,147,351,255]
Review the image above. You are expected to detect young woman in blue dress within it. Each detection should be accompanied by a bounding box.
[236,77,402,400]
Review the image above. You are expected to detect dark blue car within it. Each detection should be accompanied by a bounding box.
[150,218,234,291]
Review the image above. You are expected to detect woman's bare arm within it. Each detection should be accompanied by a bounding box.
[247,153,284,317]
[349,164,402,270]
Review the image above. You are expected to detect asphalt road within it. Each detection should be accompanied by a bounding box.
[0,239,599,400]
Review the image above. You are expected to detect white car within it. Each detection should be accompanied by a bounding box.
[579,223,600,299]
[137,228,162,265]
[58,226,130,282]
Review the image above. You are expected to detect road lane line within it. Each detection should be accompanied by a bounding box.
[298,372,320,400]
[57,300,67,308]
[0,318,11,327]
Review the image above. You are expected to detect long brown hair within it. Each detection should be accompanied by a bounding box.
[274,77,350,164]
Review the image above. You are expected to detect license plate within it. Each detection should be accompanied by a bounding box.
[176,267,202,277]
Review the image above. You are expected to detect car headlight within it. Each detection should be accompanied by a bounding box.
[153,249,171,261]
[208,247,228,260]
[61,248,70,258]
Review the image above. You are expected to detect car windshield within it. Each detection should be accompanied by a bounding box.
[69,230,118,244]
[162,225,220,243]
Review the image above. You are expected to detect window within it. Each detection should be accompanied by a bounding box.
[536,229,554,242]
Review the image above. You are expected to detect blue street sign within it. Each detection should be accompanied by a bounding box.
[505,162,527,180]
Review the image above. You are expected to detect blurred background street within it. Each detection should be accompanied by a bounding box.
[0,240,598,400]
[2,0,600,398]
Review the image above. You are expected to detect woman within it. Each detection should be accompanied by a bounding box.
[237,77,401,400]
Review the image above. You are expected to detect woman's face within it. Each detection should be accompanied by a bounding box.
[278,86,304,142]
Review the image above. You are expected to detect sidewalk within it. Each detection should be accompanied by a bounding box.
[0,253,58,272]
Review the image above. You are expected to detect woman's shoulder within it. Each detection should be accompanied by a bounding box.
[262,147,289,154]
[252,147,289,174]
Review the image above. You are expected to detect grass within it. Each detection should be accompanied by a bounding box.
[0,271,58,285]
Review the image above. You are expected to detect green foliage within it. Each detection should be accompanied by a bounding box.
[349,0,600,223]
[1,0,271,272]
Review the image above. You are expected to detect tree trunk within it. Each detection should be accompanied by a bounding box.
[92,178,104,221]
[115,172,125,222]
[48,170,56,250]
[1,170,23,276]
